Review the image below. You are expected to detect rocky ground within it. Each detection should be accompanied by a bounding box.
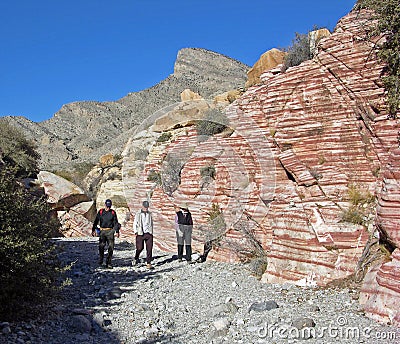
[1,237,399,344]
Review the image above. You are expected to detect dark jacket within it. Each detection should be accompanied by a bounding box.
[92,209,119,232]
[176,210,193,226]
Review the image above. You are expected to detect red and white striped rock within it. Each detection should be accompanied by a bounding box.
[121,9,400,292]
[360,249,400,326]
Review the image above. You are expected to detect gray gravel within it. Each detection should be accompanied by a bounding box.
[1,237,399,344]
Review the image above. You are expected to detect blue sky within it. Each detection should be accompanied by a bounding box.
[0,1,356,122]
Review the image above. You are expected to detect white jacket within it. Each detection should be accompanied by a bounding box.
[133,210,153,235]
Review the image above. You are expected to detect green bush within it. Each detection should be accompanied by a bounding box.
[282,26,323,72]
[341,207,366,225]
[147,169,162,185]
[196,108,229,139]
[356,0,400,116]
[205,203,226,245]
[161,155,185,195]
[200,165,216,179]
[341,184,375,226]
[348,184,375,206]
[0,119,39,178]
[0,124,62,320]
[52,161,95,187]
[156,132,172,143]
[282,32,312,71]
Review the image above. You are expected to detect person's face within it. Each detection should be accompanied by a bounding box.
[142,206,149,212]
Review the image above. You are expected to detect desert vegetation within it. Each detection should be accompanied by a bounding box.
[341,183,375,226]
[196,108,229,140]
[282,26,323,72]
[0,119,62,320]
[356,0,400,116]
[52,161,95,187]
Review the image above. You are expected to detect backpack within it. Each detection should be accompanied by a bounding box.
[100,208,116,216]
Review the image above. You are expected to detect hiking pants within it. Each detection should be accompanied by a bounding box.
[176,224,192,245]
[99,229,115,265]
[176,224,192,260]
[135,233,153,264]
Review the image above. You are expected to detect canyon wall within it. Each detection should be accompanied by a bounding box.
[118,9,399,324]
[37,8,400,326]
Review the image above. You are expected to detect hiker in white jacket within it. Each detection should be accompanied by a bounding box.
[132,200,154,269]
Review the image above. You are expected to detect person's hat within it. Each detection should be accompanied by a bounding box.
[180,202,189,210]
[105,199,112,207]
[142,200,150,208]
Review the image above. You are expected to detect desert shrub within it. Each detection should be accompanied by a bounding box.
[222,218,268,278]
[282,32,312,71]
[161,154,186,195]
[231,220,266,259]
[147,169,162,185]
[282,26,323,72]
[156,132,172,143]
[52,161,95,187]
[196,108,229,139]
[197,203,226,252]
[348,183,375,206]
[356,0,400,116]
[341,207,366,225]
[0,168,61,320]
[0,119,39,178]
[209,203,225,224]
[113,153,123,161]
[248,257,269,278]
[200,165,216,179]
[341,184,375,226]
[0,125,62,320]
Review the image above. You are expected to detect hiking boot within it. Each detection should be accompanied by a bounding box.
[146,263,154,270]
[106,264,113,269]
[98,260,104,266]
[132,259,140,266]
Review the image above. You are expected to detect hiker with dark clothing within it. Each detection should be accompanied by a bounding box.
[175,204,193,262]
[92,199,119,268]
[132,200,154,270]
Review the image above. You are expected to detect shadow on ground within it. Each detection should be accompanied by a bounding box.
[53,237,185,344]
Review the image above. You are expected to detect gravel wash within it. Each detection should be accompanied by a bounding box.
[1,237,399,344]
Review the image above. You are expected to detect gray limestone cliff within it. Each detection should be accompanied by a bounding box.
[4,48,249,170]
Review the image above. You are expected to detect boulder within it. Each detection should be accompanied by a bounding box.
[180,89,203,101]
[245,48,286,88]
[152,100,211,133]
[37,171,90,210]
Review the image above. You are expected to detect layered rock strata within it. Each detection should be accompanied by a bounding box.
[34,8,400,327]
[119,9,400,325]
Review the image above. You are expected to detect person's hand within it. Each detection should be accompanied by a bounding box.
[116,232,120,238]
[91,230,95,237]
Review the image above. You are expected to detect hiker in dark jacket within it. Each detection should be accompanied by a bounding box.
[175,203,193,262]
[92,199,120,268]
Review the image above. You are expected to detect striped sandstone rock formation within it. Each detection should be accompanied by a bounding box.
[120,8,399,324]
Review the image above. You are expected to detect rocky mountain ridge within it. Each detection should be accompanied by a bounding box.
[4,48,249,170]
